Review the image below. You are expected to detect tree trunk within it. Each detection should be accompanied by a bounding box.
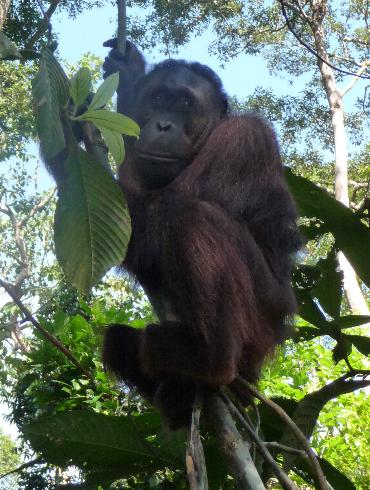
[0,0,10,31]
[311,1,369,315]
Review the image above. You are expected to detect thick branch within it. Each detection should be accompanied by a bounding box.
[221,392,299,490]
[278,371,369,474]
[186,389,208,490]
[0,278,95,384]
[0,0,10,30]
[205,392,265,490]
[117,0,127,55]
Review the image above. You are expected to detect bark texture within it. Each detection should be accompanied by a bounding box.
[311,0,369,315]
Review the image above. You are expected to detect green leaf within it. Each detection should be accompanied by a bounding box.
[0,32,22,60]
[24,411,184,486]
[70,67,92,108]
[332,337,352,364]
[32,48,70,160]
[298,295,327,328]
[329,315,370,330]
[88,73,119,111]
[313,249,342,319]
[54,146,131,293]
[286,168,370,288]
[99,127,125,165]
[77,109,140,137]
[346,334,370,356]
[24,411,167,468]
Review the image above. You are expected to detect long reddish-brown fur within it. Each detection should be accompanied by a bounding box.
[103,41,301,428]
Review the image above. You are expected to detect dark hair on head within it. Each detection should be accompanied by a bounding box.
[151,59,229,116]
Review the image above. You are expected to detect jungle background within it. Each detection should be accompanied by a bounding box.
[0,1,369,488]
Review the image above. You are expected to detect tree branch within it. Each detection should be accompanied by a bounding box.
[221,391,299,490]
[24,0,61,49]
[20,188,56,228]
[0,0,10,31]
[341,61,370,96]
[117,0,127,55]
[186,388,208,490]
[237,378,331,490]
[278,0,370,79]
[264,442,307,458]
[0,278,95,384]
[205,392,265,490]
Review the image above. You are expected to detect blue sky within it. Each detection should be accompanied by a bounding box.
[54,3,290,99]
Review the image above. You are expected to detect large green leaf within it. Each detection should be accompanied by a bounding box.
[32,48,70,160]
[329,315,370,330]
[286,169,370,287]
[77,109,140,136]
[24,411,169,468]
[54,146,131,293]
[99,127,125,165]
[297,295,327,328]
[24,411,185,486]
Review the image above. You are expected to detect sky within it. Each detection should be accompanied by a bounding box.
[54,3,293,99]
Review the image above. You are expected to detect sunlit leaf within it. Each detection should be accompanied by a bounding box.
[77,109,140,137]
[70,67,92,107]
[88,72,119,111]
[99,127,125,165]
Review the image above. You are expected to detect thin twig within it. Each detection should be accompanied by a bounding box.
[221,391,299,490]
[186,387,208,490]
[20,188,56,228]
[117,0,127,55]
[25,0,61,49]
[265,442,307,458]
[239,378,331,490]
[341,61,370,96]
[278,0,370,80]
[0,278,95,384]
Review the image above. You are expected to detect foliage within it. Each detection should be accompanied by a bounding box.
[31,48,137,293]
[3,0,104,50]
[0,430,20,489]
[0,61,37,160]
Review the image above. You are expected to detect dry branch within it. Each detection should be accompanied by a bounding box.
[0,278,95,384]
